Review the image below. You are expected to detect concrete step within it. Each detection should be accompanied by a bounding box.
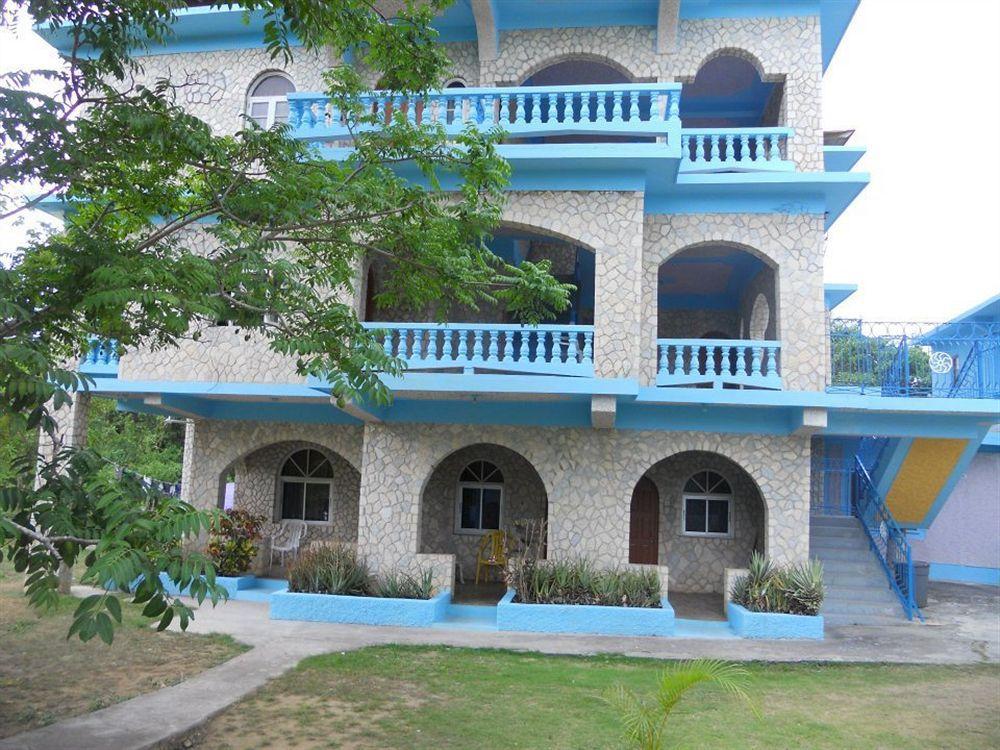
[810,538,873,552]
[823,585,896,604]
[810,515,861,528]
[812,546,882,562]
[823,612,908,627]
[821,600,902,617]
[811,528,868,540]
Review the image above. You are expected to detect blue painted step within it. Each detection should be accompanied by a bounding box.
[437,603,499,631]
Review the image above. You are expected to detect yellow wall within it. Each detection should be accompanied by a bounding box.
[885,438,969,525]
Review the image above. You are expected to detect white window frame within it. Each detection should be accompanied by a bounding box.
[681,493,733,539]
[246,73,295,129]
[278,450,333,526]
[454,482,504,535]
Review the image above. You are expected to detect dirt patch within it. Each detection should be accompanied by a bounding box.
[187,676,429,750]
[0,564,249,739]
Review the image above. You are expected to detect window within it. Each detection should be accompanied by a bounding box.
[682,470,732,537]
[246,73,296,128]
[279,449,333,523]
[748,293,770,340]
[455,460,503,534]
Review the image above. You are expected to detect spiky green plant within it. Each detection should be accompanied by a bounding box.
[606,660,758,750]
[372,568,434,600]
[731,553,825,615]
[782,559,825,615]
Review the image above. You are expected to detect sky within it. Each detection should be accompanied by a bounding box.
[2,1,999,323]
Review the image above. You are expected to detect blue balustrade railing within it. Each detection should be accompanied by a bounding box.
[828,319,1000,399]
[80,338,119,376]
[656,338,781,389]
[679,127,794,172]
[851,456,920,620]
[363,322,594,377]
[288,83,682,143]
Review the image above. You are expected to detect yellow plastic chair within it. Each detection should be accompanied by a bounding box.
[475,530,508,584]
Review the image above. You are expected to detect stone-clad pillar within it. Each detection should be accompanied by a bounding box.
[37,391,91,466]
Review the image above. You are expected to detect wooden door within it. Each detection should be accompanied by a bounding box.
[629,476,659,564]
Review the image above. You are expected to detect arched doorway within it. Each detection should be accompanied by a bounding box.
[636,451,766,618]
[629,476,659,564]
[419,443,548,602]
[680,52,783,129]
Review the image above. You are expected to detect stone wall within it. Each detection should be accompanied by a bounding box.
[646,451,765,593]
[356,422,811,581]
[130,46,330,135]
[658,309,740,339]
[418,444,547,576]
[739,265,778,340]
[642,213,826,391]
[233,440,360,543]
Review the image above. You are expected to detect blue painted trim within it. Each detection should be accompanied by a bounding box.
[89,378,329,399]
[928,563,1000,587]
[36,7,301,57]
[823,283,857,311]
[918,425,993,529]
[497,589,676,636]
[355,373,638,397]
[824,146,865,172]
[726,602,824,639]
[270,589,451,627]
[158,572,255,599]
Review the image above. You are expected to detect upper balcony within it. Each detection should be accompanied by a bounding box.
[828,319,1000,400]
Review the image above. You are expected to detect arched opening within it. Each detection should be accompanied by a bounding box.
[364,225,595,326]
[419,443,548,602]
[657,243,779,389]
[680,52,783,129]
[634,451,766,619]
[217,440,361,573]
[246,72,296,128]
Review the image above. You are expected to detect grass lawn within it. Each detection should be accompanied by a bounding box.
[0,562,249,739]
[192,645,1000,750]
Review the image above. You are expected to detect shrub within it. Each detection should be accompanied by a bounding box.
[730,552,824,616]
[506,557,661,608]
[371,569,434,600]
[287,544,371,595]
[287,544,434,599]
[206,509,265,576]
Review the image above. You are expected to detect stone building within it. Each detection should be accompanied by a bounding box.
[41,1,999,624]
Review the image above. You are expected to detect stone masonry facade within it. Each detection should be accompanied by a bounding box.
[44,10,838,596]
[170,418,810,594]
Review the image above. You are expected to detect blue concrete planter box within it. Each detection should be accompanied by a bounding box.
[270,589,451,627]
[727,602,824,640]
[497,589,675,637]
[158,572,256,598]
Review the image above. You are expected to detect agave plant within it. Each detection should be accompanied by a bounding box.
[782,559,825,615]
[731,553,825,616]
[606,659,758,750]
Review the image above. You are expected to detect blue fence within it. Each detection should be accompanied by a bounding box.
[828,319,1000,399]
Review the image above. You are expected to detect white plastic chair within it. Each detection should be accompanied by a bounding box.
[269,520,307,568]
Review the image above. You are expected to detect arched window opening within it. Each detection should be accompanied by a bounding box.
[456,460,504,534]
[247,73,296,128]
[279,448,333,523]
[682,470,733,537]
[680,54,782,129]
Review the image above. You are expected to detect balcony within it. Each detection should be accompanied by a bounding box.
[679,128,794,173]
[828,320,1000,399]
[288,84,682,143]
[365,322,594,378]
[656,339,782,390]
[79,339,119,377]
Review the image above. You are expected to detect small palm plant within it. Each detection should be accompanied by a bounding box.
[606,659,758,750]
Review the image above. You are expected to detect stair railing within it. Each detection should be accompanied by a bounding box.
[851,455,922,620]
[948,340,979,397]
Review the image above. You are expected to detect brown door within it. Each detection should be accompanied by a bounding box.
[629,476,659,564]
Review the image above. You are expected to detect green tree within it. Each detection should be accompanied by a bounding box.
[0,0,568,641]
[86,399,184,483]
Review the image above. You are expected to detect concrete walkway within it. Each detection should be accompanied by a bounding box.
[2,581,997,750]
